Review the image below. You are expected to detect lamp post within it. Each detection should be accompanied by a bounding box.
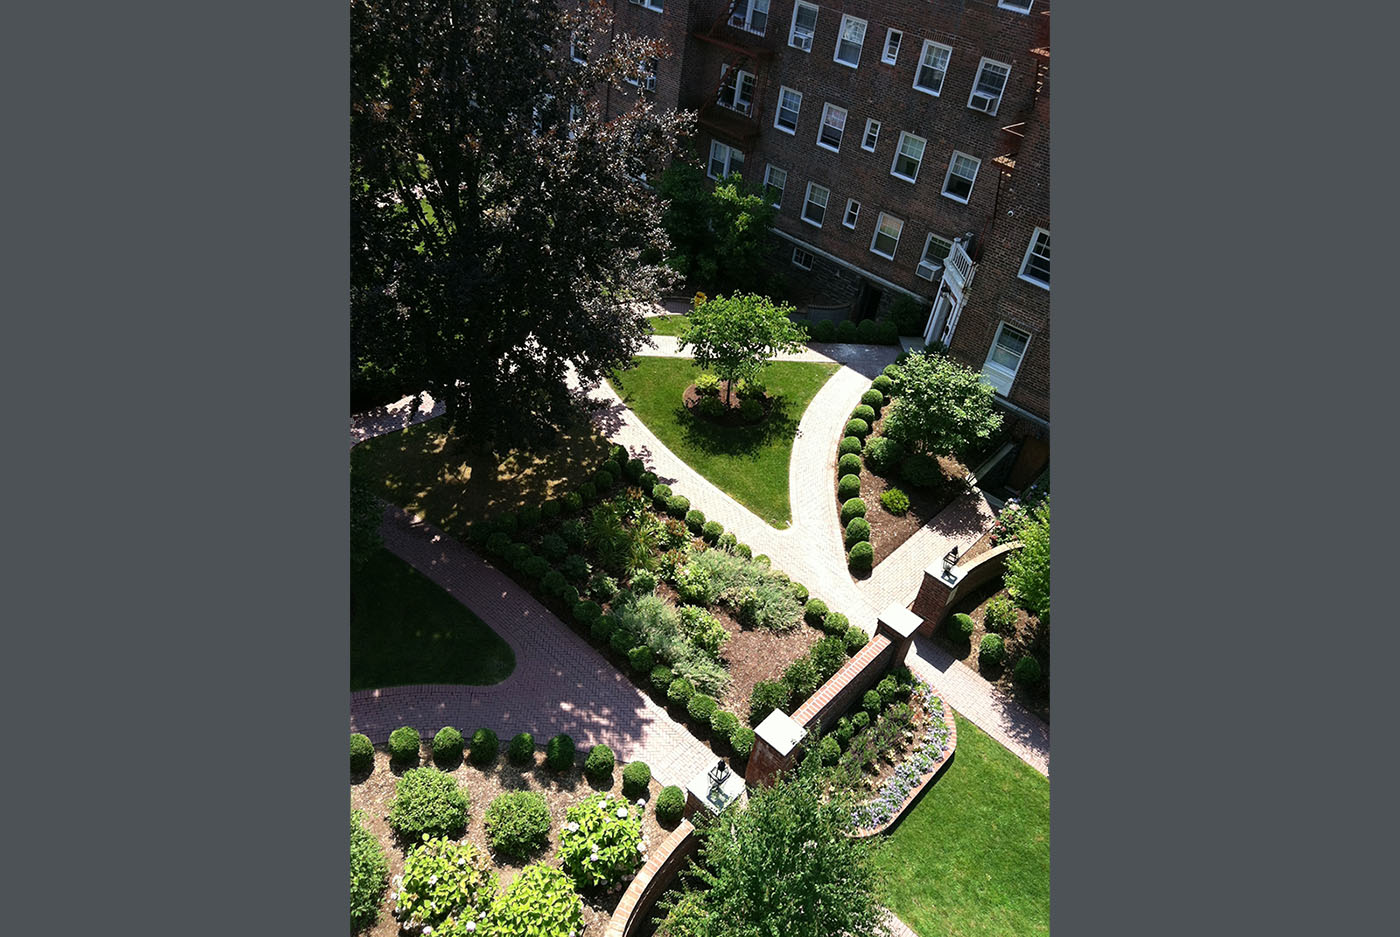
[942,546,959,580]
[708,759,730,795]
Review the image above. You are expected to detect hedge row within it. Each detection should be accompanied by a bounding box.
[808,318,900,345]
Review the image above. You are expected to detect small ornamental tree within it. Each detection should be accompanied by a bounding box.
[679,294,808,405]
[882,353,1003,458]
[1004,502,1050,624]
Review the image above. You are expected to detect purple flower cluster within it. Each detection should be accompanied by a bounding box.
[850,681,951,831]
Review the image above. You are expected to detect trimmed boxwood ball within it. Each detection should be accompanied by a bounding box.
[856,318,879,343]
[624,457,646,482]
[790,581,809,603]
[517,504,541,529]
[877,676,900,705]
[839,436,864,457]
[655,785,686,825]
[485,532,512,558]
[837,474,862,501]
[639,470,658,490]
[622,761,652,798]
[881,487,911,515]
[844,516,871,547]
[804,597,829,625]
[873,374,894,395]
[861,388,884,408]
[578,481,596,502]
[685,509,706,532]
[979,634,1007,666]
[835,717,854,748]
[810,319,835,342]
[717,531,738,552]
[545,733,575,772]
[584,743,615,782]
[1014,654,1043,685]
[541,499,562,521]
[573,599,602,625]
[594,468,616,491]
[730,726,756,760]
[521,556,551,584]
[388,726,420,764]
[687,693,718,724]
[949,612,975,640]
[651,483,672,503]
[852,710,871,731]
[649,664,675,692]
[495,512,519,535]
[876,320,899,345]
[351,733,374,775]
[734,542,753,559]
[839,452,863,476]
[609,629,633,655]
[507,731,535,766]
[628,645,654,673]
[609,444,628,463]
[863,689,882,713]
[667,495,690,518]
[387,767,471,840]
[667,677,695,706]
[845,418,870,438]
[470,727,499,766]
[702,519,723,542]
[710,710,740,743]
[836,320,858,342]
[590,613,617,643]
[825,611,850,635]
[841,498,868,523]
[432,726,465,765]
[844,625,869,652]
[562,491,582,514]
[818,736,841,766]
[883,363,901,379]
[851,404,877,423]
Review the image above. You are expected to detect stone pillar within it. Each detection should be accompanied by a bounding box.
[911,560,967,636]
[875,603,923,667]
[744,709,806,787]
[684,760,746,821]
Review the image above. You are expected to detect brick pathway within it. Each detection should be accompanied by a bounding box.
[350,391,442,446]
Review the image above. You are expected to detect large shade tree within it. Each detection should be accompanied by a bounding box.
[882,352,1004,459]
[678,293,808,404]
[352,0,690,447]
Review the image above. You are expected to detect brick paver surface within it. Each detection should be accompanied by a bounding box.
[350,391,442,446]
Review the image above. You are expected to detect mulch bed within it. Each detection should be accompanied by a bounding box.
[681,382,771,426]
[352,744,669,937]
[935,581,1049,722]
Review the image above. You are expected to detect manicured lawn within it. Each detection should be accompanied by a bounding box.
[876,713,1049,937]
[647,314,691,337]
[351,547,515,691]
[350,413,611,542]
[608,357,839,527]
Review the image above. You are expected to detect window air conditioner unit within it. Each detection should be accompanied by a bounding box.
[644,74,656,92]
[737,101,753,116]
[915,260,940,281]
[968,92,996,113]
[794,35,813,52]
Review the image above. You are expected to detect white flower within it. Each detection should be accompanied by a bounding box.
[424,928,433,936]
[566,821,579,832]
[428,875,438,885]
[465,923,476,933]
[636,798,646,806]
[638,842,647,851]
[617,807,629,818]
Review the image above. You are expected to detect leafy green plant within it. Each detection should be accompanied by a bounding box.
[852,404,877,423]
[469,727,499,766]
[678,605,728,656]
[393,837,496,933]
[804,598,829,626]
[557,792,645,890]
[649,664,675,692]
[351,733,374,776]
[812,319,836,342]
[748,679,791,726]
[484,790,551,858]
[631,568,658,593]
[387,726,420,764]
[622,761,652,799]
[628,644,655,673]
[585,744,616,783]
[824,611,850,635]
[688,693,718,724]
[667,677,696,706]
[872,374,894,395]
[432,726,464,766]
[656,785,686,825]
[486,863,584,937]
[900,453,944,488]
[979,634,1007,666]
[861,388,885,408]
[883,353,1003,458]
[508,731,535,766]
[1004,502,1050,624]
[984,595,1019,634]
[845,626,869,652]
[679,293,808,405]
[782,656,822,700]
[387,767,470,840]
[811,635,850,681]
[1014,655,1043,686]
[848,540,874,571]
[711,710,741,744]
[880,487,911,515]
[837,320,858,342]
[350,811,388,931]
[545,733,576,772]
[948,612,975,640]
[652,483,673,504]
[702,519,724,543]
[730,726,756,760]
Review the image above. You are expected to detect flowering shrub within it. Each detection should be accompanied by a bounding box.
[487,864,584,937]
[393,837,496,934]
[557,792,645,891]
[849,683,953,831]
[484,791,551,859]
[388,768,471,840]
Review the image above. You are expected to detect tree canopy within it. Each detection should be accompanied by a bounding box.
[657,161,778,295]
[882,352,1004,458]
[351,0,690,448]
[1004,501,1049,624]
[678,293,808,403]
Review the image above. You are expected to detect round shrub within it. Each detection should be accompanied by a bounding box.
[862,689,883,714]
[845,418,870,438]
[782,657,822,699]
[841,498,868,524]
[388,726,420,764]
[836,320,858,342]
[649,664,674,692]
[852,710,871,731]
[687,693,718,724]
[882,363,901,379]
[628,644,654,673]
[818,735,841,766]
[585,743,616,782]
[558,793,644,890]
[873,374,894,395]
[834,717,854,748]
[863,436,905,474]
[630,569,657,593]
[394,837,495,933]
[838,453,863,477]
[667,676,695,707]
[432,726,464,766]
[488,863,584,937]
[595,468,617,491]
[804,597,829,626]
[485,531,512,558]
[562,491,583,514]
[573,599,602,626]
[655,785,686,826]
[755,553,771,567]
[702,519,724,542]
[590,613,617,644]
[839,435,863,456]
[844,625,869,652]
[1014,654,1043,686]
[710,709,740,743]
[494,512,519,536]
[856,318,879,343]
[881,487,911,515]
[735,542,753,559]
[877,675,900,705]
[517,504,541,529]
[845,516,871,547]
[507,731,535,766]
[351,733,374,775]
[624,457,646,482]
[901,453,943,488]
[539,533,567,560]
[876,320,899,345]
[387,767,471,839]
[639,470,658,490]
[541,498,562,521]
[578,481,596,502]
[560,553,590,582]
[748,679,791,726]
[483,790,552,859]
[685,509,706,532]
[609,443,629,463]
[979,634,1007,666]
[717,531,738,552]
[740,398,764,423]
[521,555,551,584]
[652,482,673,503]
[984,595,1019,634]
[667,494,691,518]
[825,611,850,635]
[948,612,975,640]
[837,473,862,501]
[806,319,834,342]
[861,388,885,408]
[730,726,756,760]
[350,811,388,931]
[851,404,877,423]
[469,727,499,766]
[609,629,633,655]
[545,733,576,772]
[697,396,724,419]
[847,542,873,571]
[621,761,652,800]
[811,635,849,681]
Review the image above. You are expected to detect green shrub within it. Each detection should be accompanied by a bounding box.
[590,613,617,644]
[685,509,706,532]
[883,363,901,379]
[710,710,740,743]
[560,553,590,582]
[754,553,771,567]
[873,374,894,395]
[735,542,753,559]
[578,481,596,502]
[488,863,584,937]
[562,491,582,514]
[652,483,673,503]
[559,793,644,890]
[573,599,603,626]
[984,595,1019,634]
[825,611,850,635]
[584,744,616,782]
[862,689,882,714]
[495,512,519,535]
[782,657,822,699]
[595,467,617,491]
[350,811,389,931]
[740,398,764,423]
[351,733,374,775]
[804,597,829,625]
[624,457,647,482]
[521,555,551,584]
[697,396,725,419]
[845,626,869,652]
[863,436,905,474]
[1014,654,1043,686]
[818,735,842,766]
[730,726,756,760]
[517,504,541,529]
[876,320,900,345]
[388,726,420,764]
[856,318,879,343]
[900,453,943,488]
[588,574,620,602]
[484,790,552,858]
[432,726,464,766]
[667,494,691,518]
[688,693,718,724]
[852,710,871,731]
[639,470,658,490]
[394,837,496,932]
[545,733,576,772]
[485,531,512,557]
[469,727,499,766]
[695,372,721,396]
[508,731,535,766]
[880,487,911,515]
[811,636,849,681]
[608,629,633,655]
[844,516,871,547]
[861,388,885,408]
[622,761,652,798]
[837,473,862,501]
[748,679,791,726]
[541,498,562,521]
[834,717,854,747]
[649,664,675,692]
[877,676,900,705]
[811,319,836,342]
[838,452,863,476]
[702,519,724,542]
[979,634,1006,666]
[836,320,858,342]
[851,404,877,423]
[948,612,975,640]
[656,785,686,825]
[790,581,809,603]
[841,498,868,524]
[539,533,568,561]
[717,531,738,552]
[628,644,654,673]
[631,569,658,593]
[667,677,696,706]
[839,435,863,456]
[845,418,870,438]
[387,767,470,839]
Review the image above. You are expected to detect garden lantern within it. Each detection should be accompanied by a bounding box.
[708,759,731,794]
[942,546,959,577]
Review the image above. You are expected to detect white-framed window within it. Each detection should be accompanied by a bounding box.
[890,132,926,183]
[802,182,830,227]
[982,322,1030,396]
[789,1,819,52]
[843,199,861,229]
[774,86,802,134]
[763,164,788,208]
[729,0,770,36]
[570,34,587,64]
[870,212,904,260]
[1018,227,1050,288]
[817,103,847,152]
[882,29,903,65]
[567,103,583,139]
[834,15,867,68]
[624,57,659,91]
[792,247,815,270]
[916,233,953,280]
[941,151,980,203]
[968,58,1012,115]
[629,0,664,10]
[861,119,881,152]
[718,66,756,115]
[998,0,1034,13]
[708,140,745,180]
[913,40,952,96]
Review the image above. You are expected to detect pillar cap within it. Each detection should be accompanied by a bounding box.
[877,604,922,640]
[754,709,806,757]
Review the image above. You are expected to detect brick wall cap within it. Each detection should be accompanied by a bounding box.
[754,709,807,757]
[877,604,922,640]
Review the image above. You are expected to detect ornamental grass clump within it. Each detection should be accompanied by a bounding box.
[557,793,645,890]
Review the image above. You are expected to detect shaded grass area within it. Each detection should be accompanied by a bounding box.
[350,413,611,542]
[608,357,839,527]
[647,314,691,337]
[351,547,515,691]
[876,713,1049,937]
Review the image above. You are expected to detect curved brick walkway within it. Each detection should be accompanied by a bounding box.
[350,391,442,446]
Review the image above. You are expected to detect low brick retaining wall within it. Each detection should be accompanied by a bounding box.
[790,634,896,736]
[602,819,699,937]
[912,542,1021,635]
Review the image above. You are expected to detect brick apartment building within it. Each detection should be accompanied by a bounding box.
[578,0,1050,443]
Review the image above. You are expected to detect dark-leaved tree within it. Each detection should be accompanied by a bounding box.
[352,0,690,447]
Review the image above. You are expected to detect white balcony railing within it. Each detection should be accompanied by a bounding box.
[945,237,975,289]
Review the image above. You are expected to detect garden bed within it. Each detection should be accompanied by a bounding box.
[854,412,969,569]
[936,580,1048,722]
[680,380,771,426]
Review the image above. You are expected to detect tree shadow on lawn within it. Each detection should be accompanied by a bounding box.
[671,396,802,460]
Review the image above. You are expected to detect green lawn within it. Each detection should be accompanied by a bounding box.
[647,314,691,337]
[876,713,1049,937]
[608,357,839,527]
[351,547,516,691]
